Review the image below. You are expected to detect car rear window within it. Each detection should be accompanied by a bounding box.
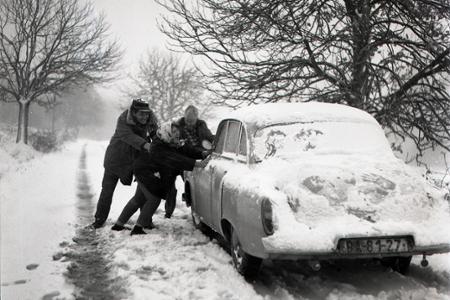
[224,121,240,154]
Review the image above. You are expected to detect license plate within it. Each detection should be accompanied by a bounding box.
[338,237,413,254]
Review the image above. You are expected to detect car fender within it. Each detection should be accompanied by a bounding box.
[221,182,268,259]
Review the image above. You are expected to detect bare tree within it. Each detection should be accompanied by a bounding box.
[157,0,450,152]
[125,49,207,122]
[0,0,121,144]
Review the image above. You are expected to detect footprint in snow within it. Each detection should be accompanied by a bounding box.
[53,252,64,261]
[1,279,29,286]
[41,291,61,300]
[59,241,69,247]
[26,263,39,270]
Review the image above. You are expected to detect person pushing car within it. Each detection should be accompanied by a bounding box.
[91,99,158,228]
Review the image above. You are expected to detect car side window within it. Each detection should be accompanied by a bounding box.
[214,121,228,154]
[238,127,247,157]
[224,121,240,154]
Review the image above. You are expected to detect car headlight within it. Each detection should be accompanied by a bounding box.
[261,198,274,235]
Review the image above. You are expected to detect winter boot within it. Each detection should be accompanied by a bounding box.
[144,221,157,230]
[91,219,105,229]
[111,224,131,231]
[130,226,147,235]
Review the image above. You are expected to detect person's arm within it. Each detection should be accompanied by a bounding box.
[199,120,215,143]
[178,143,204,159]
[161,151,198,171]
[158,147,210,172]
[113,111,148,150]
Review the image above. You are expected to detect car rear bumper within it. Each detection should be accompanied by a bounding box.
[266,243,450,260]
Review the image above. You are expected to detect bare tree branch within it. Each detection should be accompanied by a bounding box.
[157,0,450,152]
[0,0,122,143]
[123,49,209,122]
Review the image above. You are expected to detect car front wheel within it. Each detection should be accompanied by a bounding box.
[230,227,262,278]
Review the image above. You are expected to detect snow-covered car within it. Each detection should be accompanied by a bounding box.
[183,102,450,277]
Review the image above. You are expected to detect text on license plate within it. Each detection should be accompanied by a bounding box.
[338,237,413,254]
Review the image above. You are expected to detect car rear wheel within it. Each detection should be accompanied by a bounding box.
[394,256,412,275]
[381,256,412,275]
[230,227,262,278]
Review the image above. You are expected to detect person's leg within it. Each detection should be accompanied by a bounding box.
[93,169,119,227]
[164,184,177,218]
[131,183,161,235]
[136,184,161,227]
[115,185,146,226]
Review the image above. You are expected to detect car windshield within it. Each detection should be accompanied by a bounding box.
[253,121,392,161]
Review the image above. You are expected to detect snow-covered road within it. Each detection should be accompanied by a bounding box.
[1,140,450,300]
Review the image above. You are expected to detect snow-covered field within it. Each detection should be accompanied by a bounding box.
[1,139,450,300]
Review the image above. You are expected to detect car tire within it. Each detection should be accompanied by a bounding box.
[381,256,412,275]
[393,256,412,275]
[230,227,262,278]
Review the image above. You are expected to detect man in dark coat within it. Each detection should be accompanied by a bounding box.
[92,99,158,228]
[111,122,210,234]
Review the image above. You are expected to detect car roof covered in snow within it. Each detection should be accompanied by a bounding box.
[227,102,378,129]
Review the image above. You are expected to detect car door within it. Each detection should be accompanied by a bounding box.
[209,120,244,231]
[192,120,228,225]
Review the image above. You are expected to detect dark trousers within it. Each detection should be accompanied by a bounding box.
[95,169,145,224]
[164,184,177,218]
[116,184,153,227]
[94,169,119,222]
[117,181,179,227]
[136,182,162,227]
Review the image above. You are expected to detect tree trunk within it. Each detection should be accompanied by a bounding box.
[16,99,31,144]
[51,108,56,133]
[345,0,372,109]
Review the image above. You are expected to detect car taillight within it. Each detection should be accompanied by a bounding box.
[261,198,274,235]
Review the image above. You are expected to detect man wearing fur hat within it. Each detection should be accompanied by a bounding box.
[91,99,158,229]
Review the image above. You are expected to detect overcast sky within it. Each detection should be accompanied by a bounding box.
[90,0,171,102]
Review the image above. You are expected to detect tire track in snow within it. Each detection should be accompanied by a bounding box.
[251,257,450,299]
[64,145,127,300]
[111,208,264,300]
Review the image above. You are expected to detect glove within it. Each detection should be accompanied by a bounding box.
[201,150,212,159]
[143,142,151,152]
[195,156,211,168]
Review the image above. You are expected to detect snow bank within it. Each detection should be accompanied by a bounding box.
[0,141,84,300]
[0,139,37,177]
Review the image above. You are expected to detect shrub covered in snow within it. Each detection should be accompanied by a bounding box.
[0,125,38,177]
[29,130,59,153]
